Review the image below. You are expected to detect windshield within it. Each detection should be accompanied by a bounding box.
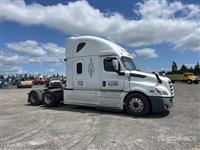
[188,73,194,76]
[185,73,194,76]
[121,56,137,71]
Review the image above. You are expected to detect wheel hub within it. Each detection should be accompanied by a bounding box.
[129,98,144,113]
[44,93,52,104]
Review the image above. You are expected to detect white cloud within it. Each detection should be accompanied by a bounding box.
[131,52,136,59]
[6,40,47,56]
[2,66,24,75]
[0,51,25,64]
[135,48,158,59]
[42,43,65,55]
[6,40,65,63]
[174,27,200,51]
[180,64,196,69]
[135,0,200,19]
[0,51,25,74]
[1,0,199,51]
[1,40,65,75]
[45,68,56,75]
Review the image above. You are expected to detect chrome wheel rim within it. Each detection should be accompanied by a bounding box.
[129,98,144,113]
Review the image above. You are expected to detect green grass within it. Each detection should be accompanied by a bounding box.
[167,74,200,81]
[167,74,183,81]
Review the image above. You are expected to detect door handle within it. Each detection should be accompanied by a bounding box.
[102,81,106,87]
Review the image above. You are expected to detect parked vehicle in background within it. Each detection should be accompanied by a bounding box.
[0,79,8,88]
[17,78,33,88]
[45,78,63,89]
[183,73,199,84]
[34,76,45,85]
[60,77,66,85]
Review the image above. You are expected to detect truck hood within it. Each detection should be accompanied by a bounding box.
[129,70,174,97]
[189,76,199,80]
[130,70,171,83]
[131,70,156,78]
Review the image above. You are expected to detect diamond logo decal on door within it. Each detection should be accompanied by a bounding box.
[88,58,95,78]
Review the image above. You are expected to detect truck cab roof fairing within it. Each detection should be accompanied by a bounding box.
[65,36,132,58]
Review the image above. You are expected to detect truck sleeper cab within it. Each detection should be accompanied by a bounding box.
[28,36,174,116]
[63,36,174,116]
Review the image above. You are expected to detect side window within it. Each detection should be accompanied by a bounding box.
[104,58,116,72]
[76,42,86,53]
[77,63,82,74]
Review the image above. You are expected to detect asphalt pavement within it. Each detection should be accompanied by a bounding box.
[0,83,199,150]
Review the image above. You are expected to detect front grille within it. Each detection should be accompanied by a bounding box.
[168,81,174,96]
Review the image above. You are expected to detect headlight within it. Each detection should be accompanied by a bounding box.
[155,88,168,95]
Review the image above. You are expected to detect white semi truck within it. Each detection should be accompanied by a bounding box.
[28,36,174,116]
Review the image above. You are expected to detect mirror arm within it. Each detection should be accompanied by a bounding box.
[118,71,125,75]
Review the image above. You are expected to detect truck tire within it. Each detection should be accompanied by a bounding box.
[194,80,199,84]
[43,91,58,107]
[125,93,150,117]
[29,90,43,106]
[187,80,192,84]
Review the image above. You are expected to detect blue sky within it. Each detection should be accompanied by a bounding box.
[1,0,200,75]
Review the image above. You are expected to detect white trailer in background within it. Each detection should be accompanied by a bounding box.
[28,36,174,116]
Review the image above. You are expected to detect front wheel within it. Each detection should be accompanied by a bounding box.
[125,93,150,117]
[187,80,192,84]
[43,91,58,107]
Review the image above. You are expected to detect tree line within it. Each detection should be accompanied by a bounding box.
[167,61,200,75]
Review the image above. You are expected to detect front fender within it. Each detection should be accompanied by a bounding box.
[129,81,156,97]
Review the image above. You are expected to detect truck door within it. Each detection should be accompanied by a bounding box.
[68,57,98,105]
[97,56,125,107]
[101,56,125,90]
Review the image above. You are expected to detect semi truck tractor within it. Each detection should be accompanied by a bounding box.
[28,36,174,116]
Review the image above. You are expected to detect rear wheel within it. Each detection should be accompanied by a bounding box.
[29,90,43,106]
[125,93,150,117]
[43,91,58,107]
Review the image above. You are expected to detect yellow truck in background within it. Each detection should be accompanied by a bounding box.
[183,73,199,84]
